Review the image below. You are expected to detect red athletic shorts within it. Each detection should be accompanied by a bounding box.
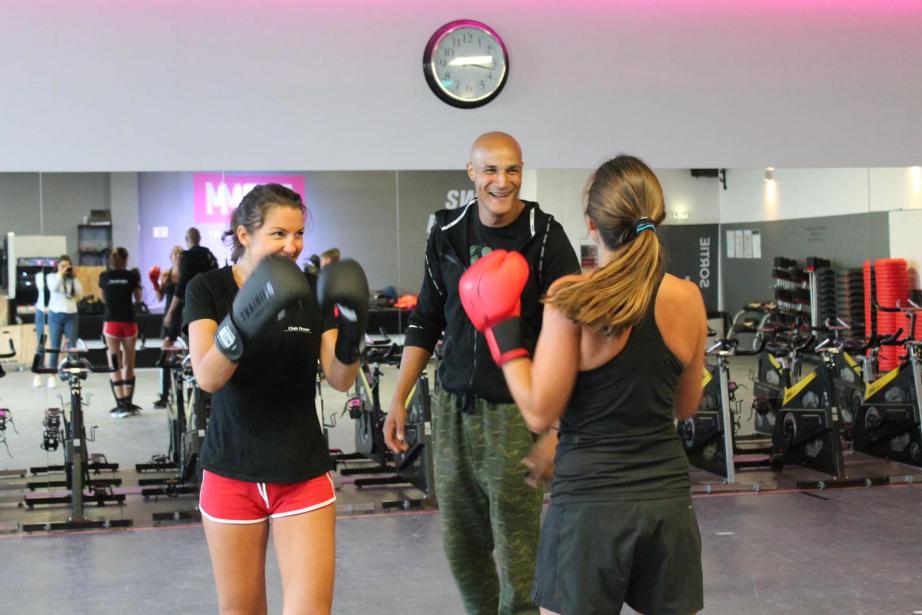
[199,469,336,524]
[103,321,139,338]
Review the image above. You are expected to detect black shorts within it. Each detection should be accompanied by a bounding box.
[532,496,703,615]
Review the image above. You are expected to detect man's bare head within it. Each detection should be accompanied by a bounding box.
[469,131,522,166]
[467,132,525,227]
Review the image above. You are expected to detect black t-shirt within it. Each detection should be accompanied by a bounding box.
[99,269,141,323]
[176,246,219,301]
[183,266,336,483]
[470,206,534,262]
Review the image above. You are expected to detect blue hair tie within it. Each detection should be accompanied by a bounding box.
[635,218,656,234]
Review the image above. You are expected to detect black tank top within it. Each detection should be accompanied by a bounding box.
[552,284,691,502]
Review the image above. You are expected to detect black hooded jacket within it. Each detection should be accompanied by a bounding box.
[404,200,580,403]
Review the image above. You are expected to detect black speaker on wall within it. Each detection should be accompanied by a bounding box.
[689,169,727,190]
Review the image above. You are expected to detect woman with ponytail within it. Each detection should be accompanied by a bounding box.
[99,247,143,417]
[459,155,707,615]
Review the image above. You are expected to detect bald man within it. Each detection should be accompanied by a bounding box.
[384,132,580,614]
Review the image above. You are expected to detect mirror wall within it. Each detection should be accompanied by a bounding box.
[2,166,921,322]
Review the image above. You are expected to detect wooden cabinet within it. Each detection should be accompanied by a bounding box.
[74,266,105,300]
[0,324,39,366]
[18,323,37,365]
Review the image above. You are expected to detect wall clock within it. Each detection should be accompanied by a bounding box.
[423,20,509,108]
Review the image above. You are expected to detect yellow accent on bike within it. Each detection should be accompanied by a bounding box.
[783,371,817,406]
[843,352,862,376]
[865,366,900,400]
[701,366,713,390]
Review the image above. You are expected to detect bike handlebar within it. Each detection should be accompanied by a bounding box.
[706,335,767,357]
[31,347,119,375]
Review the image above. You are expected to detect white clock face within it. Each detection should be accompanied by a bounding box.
[425,22,508,107]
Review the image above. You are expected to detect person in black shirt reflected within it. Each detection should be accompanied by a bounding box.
[162,226,218,331]
[99,247,143,418]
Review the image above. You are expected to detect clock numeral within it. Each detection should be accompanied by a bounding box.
[480,80,486,91]
[443,47,455,58]
[438,58,447,67]
[478,36,483,47]
[444,71,452,80]
[452,36,461,48]
[463,32,474,43]
[488,72,493,80]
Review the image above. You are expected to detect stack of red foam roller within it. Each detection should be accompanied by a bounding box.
[873,258,910,371]
[863,260,873,340]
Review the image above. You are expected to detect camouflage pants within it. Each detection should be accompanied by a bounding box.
[433,390,543,615]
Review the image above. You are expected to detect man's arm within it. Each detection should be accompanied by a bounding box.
[383,227,447,453]
[382,346,433,452]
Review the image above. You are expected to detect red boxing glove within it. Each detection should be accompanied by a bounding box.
[148,265,162,292]
[459,249,530,366]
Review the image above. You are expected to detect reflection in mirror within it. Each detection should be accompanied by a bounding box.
[0,166,920,340]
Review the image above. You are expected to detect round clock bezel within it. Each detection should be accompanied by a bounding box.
[422,19,509,109]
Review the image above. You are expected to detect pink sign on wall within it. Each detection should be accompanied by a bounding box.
[193,174,306,224]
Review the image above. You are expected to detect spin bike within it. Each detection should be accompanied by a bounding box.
[825,318,904,438]
[853,300,922,467]
[340,338,437,506]
[679,334,769,483]
[0,339,14,378]
[0,340,20,462]
[768,333,848,479]
[25,344,132,531]
[137,339,209,509]
[341,341,401,472]
[731,303,803,436]
[750,317,813,437]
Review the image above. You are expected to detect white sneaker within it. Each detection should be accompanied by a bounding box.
[47,376,57,389]
[110,407,130,419]
[32,375,42,388]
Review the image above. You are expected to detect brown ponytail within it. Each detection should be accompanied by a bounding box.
[547,155,666,336]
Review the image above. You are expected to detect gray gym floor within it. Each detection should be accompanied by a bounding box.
[2,365,922,613]
[1,485,921,614]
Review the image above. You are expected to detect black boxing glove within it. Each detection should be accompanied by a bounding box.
[215,255,313,362]
[317,259,369,364]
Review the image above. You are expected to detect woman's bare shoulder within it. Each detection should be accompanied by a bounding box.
[658,274,706,320]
